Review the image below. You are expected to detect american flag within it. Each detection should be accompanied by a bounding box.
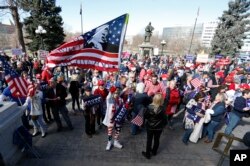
[131,114,143,127]
[191,78,202,89]
[47,14,129,72]
[0,56,28,98]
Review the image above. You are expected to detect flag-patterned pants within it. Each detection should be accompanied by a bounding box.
[107,123,121,141]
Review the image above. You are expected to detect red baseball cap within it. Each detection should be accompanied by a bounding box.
[98,80,105,86]
[161,74,168,80]
[239,83,250,90]
[109,86,117,93]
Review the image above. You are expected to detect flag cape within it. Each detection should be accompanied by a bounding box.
[47,14,129,72]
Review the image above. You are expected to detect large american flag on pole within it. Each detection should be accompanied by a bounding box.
[0,56,28,98]
[46,14,129,72]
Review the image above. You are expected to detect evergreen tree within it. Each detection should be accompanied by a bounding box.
[211,0,250,56]
[22,0,65,51]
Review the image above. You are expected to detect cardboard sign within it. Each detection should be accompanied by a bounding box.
[38,50,49,60]
[11,48,22,56]
[154,48,159,55]
[185,54,194,61]
[196,54,209,63]
[215,54,223,59]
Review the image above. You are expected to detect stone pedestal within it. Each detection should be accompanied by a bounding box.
[0,102,25,165]
[138,42,154,60]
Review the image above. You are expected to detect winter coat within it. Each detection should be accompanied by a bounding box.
[46,83,68,107]
[69,80,80,96]
[165,88,180,115]
[233,96,249,118]
[210,102,226,122]
[23,90,43,116]
[132,93,151,115]
[145,105,166,130]
[144,82,161,97]
[41,69,52,82]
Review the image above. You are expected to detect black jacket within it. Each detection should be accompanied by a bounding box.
[132,93,151,114]
[46,83,67,107]
[144,105,166,130]
[69,81,80,96]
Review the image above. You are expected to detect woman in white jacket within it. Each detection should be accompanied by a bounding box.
[23,83,47,138]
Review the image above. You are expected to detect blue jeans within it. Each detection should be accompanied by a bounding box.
[203,120,220,141]
[182,129,193,143]
[224,112,241,135]
[131,124,139,135]
[31,115,47,133]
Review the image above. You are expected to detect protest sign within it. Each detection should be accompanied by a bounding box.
[196,54,209,63]
[11,49,22,56]
[38,50,49,60]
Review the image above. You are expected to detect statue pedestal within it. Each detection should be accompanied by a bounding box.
[138,42,154,60]
[0,102,25,165]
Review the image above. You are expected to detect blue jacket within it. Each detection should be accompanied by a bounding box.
[233,96,248,118]
[211,102,226,122]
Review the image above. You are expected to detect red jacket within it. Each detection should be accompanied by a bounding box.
[165,88,180,115]
[41,69,52,82]
[94,88,108,101]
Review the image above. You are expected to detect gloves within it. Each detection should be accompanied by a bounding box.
[125,103,130,110]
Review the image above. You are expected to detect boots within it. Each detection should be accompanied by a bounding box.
[114,140,123,149]
[106,141,112,151]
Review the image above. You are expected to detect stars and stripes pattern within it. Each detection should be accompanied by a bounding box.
[0,56,28,98]
[131,114,143,127]
[191,78,202,89]
[47,14,129,72]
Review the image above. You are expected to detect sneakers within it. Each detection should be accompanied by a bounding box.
[106,141,112,151]
[32,129,40,137]
[114,140,123,149]
[41,132,47,138]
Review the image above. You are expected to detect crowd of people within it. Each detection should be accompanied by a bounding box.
[0,52,250,159]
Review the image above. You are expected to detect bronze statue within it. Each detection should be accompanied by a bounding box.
[144,22,154,42]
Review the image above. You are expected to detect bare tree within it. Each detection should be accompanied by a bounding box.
[64,31,81,42]
[0,0,26,52]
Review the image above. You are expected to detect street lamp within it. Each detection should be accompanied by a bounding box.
[35,25,46,50]
[160,40,166,56]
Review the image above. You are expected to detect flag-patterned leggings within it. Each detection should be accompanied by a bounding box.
[107,123,121,141]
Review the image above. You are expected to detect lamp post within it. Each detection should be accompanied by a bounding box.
[35,25,46,50]
[161,40,166,56]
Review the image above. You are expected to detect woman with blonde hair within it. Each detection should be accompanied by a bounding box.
[142,93,166,159]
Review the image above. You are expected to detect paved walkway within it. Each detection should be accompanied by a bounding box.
[17,102,249,166]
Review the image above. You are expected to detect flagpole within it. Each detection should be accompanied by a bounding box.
[118,14,129,68]
[80,3,83,34]
[188,7,199,54]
